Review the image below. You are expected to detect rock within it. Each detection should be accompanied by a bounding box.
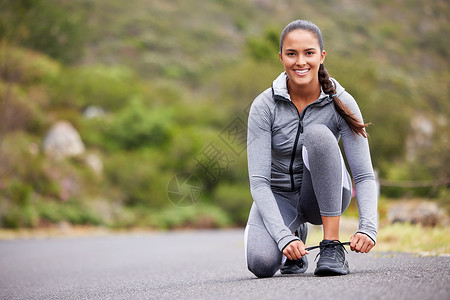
[85,153,103,175]
[387,200,448,227]
[83,106,106,119]
[43,121,85,160]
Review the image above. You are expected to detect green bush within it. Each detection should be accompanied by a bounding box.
[37,199,103,226]
[103,149,172,207]
[212,182,252,225]
[246,25,280,62]
[146,204,232,229]
[0,44,61,84]
[0,0,89,63]
[104,98,174,151]
[49,65,142,111]
[0,133,58,197]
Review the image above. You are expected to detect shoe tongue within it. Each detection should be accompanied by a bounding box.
[320,240,342,249]
[321,239,335,244]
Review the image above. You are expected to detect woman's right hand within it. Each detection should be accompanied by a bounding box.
[282,240,309,260]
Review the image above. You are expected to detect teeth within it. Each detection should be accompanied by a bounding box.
[296,69,309,74]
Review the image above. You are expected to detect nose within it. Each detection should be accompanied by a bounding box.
[297,55,306,65]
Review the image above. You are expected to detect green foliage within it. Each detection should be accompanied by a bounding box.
[0,81,48,134]
[212,60,281,112]
[104,98,174,151]
[49,65,142,111]
[0,133,56,196]
[376,222,450,255]
[246,25,280,61]
[147,204,231,229]
[165,125,216,171]
[0,0,89,63]
[212,182,252,225]
[37,199,103,226]
[3,180,32,206]
[1,0,449,230]
[103,149,172,207]
[0,44,61,84]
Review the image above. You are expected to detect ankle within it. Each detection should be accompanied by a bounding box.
[323,236,340,241]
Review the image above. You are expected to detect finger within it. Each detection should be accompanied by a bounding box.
[282,249,292,260]
[350,235,357,251]
[289,241,303,259]
[350,237,360,252]
[285,252,293,261]
[353,237,364,252]
[357,234,373,253]
[355,239,364,252]
[293,247,302,260]
[359,241,370,253]
[364,241,375,253]
[297,241,308,256]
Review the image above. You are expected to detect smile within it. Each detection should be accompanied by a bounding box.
[294,69,310,76]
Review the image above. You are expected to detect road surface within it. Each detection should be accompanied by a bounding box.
[0,229,449,299]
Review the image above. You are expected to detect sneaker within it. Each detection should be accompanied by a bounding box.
[314,239,350,276]
[280,223,308,274]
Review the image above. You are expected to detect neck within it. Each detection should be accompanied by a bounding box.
[287,79,321,103]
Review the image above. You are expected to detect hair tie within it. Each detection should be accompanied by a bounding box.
[331,94,337,98]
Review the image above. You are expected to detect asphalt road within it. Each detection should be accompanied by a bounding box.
[0,229,449,300]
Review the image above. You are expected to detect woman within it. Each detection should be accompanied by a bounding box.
[245,20,378,278]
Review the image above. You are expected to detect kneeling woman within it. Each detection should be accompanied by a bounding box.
[245,20,377,277]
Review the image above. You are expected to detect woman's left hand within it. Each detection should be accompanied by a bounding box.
[349,232,375,253]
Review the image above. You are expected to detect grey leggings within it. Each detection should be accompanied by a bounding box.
[244,125,352,278]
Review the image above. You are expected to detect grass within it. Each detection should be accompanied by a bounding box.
[306,218,450,256]
[375,223,450,255]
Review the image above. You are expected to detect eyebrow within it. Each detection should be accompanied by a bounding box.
[284,47,317,52]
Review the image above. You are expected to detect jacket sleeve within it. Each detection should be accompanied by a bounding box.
[338,91,378,243]
[247,97,299,251]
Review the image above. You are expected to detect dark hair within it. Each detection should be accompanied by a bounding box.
[280,20,369,137]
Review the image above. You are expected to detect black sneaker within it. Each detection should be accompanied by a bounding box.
[314,239,350,276]
[280,223,308,274]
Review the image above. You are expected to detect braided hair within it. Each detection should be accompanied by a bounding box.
[280,20,369,137]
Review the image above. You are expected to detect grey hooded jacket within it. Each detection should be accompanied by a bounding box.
[247,72,378,251]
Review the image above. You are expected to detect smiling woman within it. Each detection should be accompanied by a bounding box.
[244,20,378,278]
[279,21,368,137]
[279,30,326,110]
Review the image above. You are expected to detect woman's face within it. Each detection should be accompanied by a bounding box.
[279,29,326,90]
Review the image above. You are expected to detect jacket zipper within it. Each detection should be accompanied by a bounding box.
[289,105,304,191]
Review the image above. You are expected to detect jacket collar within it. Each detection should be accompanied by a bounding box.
[271,72,344,106]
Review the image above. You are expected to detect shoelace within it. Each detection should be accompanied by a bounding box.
[305,240,350,251]
[305,240,350,261]
[286,241,350,265]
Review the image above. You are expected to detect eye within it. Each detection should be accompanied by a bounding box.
[306,51,315,55]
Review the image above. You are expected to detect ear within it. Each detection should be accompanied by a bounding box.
[320,50,326,64]
[279,52,283,64]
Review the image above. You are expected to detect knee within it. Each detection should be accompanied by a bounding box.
[304,124,337,153]
[247,253,279,278]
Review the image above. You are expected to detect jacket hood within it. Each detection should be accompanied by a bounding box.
[271,72,345,103]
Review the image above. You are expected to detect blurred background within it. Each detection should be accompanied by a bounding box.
[0,0,448,247]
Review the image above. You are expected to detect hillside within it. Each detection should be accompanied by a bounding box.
[80,0,449,80]
[0,0,448,229]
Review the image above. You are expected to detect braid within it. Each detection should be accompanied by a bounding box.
[318,64,369,138]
